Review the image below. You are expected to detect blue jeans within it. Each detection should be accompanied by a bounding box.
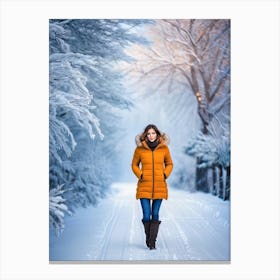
[140,198,162,222]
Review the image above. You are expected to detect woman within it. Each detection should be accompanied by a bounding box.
[131,124,173,250]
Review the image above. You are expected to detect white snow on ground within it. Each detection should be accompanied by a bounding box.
[49,183,230,261]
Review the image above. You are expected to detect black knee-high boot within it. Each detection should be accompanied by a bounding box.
[142,220,151,248]
[149,220,161,250]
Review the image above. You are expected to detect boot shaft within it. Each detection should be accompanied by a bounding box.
[142,220,151,248]
[150,220,161,235]
[142,220,151,235]
[149,220,161,249]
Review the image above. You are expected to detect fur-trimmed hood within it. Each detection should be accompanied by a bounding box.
[135,132,170,147]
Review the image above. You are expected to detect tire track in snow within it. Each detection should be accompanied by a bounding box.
[163,203,197,260]
[158,218,182,260]
[177,197,230,254]
[127,197,143,259]
[50,183,230,261]
[170,193,229,260]
[95,199,122,260]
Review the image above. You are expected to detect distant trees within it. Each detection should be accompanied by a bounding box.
[120,19,230,199]
[185,113,230,200]
[49,19,151,234]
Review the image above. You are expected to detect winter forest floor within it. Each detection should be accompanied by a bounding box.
[49,183,230,262]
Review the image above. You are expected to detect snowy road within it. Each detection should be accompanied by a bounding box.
[49,183,230,262]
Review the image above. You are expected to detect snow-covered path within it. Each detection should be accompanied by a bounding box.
[49,183,230,262]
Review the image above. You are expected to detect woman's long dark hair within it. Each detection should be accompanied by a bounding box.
[140,124,162,142]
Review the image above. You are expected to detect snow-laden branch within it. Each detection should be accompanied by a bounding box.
[185,114,230,168]
[50,54,104,141]
[120,19,230,120]
[49,184,72,236]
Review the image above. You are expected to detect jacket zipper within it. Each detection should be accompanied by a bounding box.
[152,150,154,199]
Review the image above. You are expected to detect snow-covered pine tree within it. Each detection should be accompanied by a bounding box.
[49,19,152,231]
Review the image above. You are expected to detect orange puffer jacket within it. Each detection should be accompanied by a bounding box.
[131,133,173,200]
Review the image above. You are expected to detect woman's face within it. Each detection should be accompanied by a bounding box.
[147,128,157,142]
